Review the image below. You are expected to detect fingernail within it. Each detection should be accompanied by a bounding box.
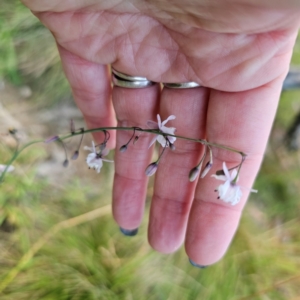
[189,258,207,269]
[120,227,139,236]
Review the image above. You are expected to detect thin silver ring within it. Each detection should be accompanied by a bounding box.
[112,68,149,82]
[163,82,201,89]
[112,73,154,88]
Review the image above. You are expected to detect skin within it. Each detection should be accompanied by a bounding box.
[22,0,300,265]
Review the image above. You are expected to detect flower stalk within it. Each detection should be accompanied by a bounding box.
[1,117,247,185]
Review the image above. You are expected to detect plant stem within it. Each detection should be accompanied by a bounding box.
[60,127,247,157]
[0,139,44,182]
[1,126,246,182]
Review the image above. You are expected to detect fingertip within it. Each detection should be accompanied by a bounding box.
[120,227,139,237]
[185,200,241,266]
[148,215,184,254]
[188,258,208,269]
[148,235,181,254]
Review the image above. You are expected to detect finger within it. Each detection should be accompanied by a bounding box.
[58,46,116,148]
[148,87,209,253]
[185,75,286,266]
[112,83,160,231]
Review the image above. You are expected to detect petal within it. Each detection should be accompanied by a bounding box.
[230,186,242,205]
[92,141,96,153]
[240,185,258,193]
[102,158,114,163]
[211,174,227,181]
[101,148,110,157]
[167,135,176,144]
[86,153,97,164]
[157,135,168,147]
[224,185,242,205]
[148,135,158,149]
[230,169,238,182]
[96,163,102,173]
[157,114,162,128]
[219,180,230,199]
[161,126,176,136]
[161,115,176,126]
[222,162,231,180]
[147,120,159,129]
[84,146,93,152]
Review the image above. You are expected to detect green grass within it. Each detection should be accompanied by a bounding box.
[0,0,70,103]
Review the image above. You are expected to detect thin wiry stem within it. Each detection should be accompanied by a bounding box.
[60,127,247,157]
[1,126,246,182]
[0,139,44,182]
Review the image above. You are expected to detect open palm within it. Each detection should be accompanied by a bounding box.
[23,0,300,265]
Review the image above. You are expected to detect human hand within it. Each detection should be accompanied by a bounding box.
[22,0,300,266]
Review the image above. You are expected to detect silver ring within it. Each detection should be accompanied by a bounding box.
[112,73,154,88]
[112,68,148,82]
[111,68,154,88]
[163,82,201,89]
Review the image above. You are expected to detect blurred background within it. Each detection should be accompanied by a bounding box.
[1,1,300,299]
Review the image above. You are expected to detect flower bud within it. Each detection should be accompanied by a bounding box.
[189,166,200,182]
[71,150,79,160]
[133,136,139,145]
[145,162,158,176]
[44,135,59,144]
[200,162,213,178]
[63,159,69,167]
[70,119,75,134]
[119,145,128,153]
[9,128,17,135]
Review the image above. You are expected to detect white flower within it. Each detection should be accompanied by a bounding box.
[211,162,257,206]
[0,164,14,174]
[84,141,113,173]
[147,114,176,148]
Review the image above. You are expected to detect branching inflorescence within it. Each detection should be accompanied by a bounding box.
[1,114,257,206]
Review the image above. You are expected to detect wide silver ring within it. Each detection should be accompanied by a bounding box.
[111,68,154,88]
[112,68,148,82]
[163,82,201,89]
[112,74,154,88]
